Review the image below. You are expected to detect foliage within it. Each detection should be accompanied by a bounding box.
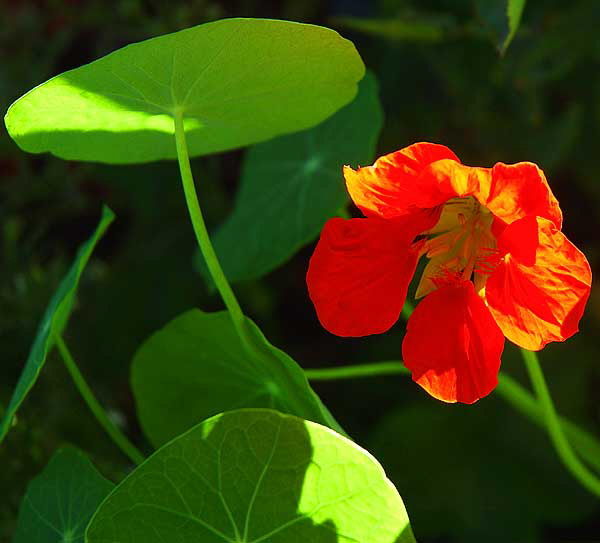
[2,2,600,543]
[13,447,114,543]
[88,409,414,543]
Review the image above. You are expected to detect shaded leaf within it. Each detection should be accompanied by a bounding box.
[331,14,454,42]
[131,309,342,448]
[87,408,414,543]
[368,389,597,542]
[203,72,383,284]
[5,18,364,164]
[13,447,114,543]
[0,207,114,443]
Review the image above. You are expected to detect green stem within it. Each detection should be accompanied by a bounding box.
[305,361,409,381]
[173,110,248,343]
[521,348,600,497]
[304,362,600,475]
[401,299,415,321]
[496,372,600,473]
[55,335,144,465]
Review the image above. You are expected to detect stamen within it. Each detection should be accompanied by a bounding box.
[431,267,463,289]
[474,247,502,275]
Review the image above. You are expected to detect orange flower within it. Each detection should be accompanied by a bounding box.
[307,143,591,403]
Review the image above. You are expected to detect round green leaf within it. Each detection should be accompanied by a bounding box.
[201,71,383,283]
[86,409,414,543]
[5,18,364,164]
[14,447,114,543]
[131,309,340,448]
[368,395,597,542]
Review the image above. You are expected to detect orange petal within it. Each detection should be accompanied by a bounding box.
[415,159,491,208]
[344,142,459,218]
[486,216,591,350]
[307,213,436,337]
[420,160,563,229]
[481,162,563,228]
[402,281,504,404]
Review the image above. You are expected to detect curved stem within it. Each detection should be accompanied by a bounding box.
[521,348,600,497]
[497,371,600,473]
[173,110,248,343]
[304,361,600,475]
[55,335,144,465]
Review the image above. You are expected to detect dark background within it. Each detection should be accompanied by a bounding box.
[2,1,600,542]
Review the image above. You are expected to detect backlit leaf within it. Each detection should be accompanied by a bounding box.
[476,0,527,53]
[13,447,114,543]
[86,409,415,543]
[0,207,114,444]
[5,18,364,164]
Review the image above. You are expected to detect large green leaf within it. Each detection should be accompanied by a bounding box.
[5,18,364,164]
[13,447,114,543]
[131,309,341,448]
[86,409,414,543]
[202,72,382,283]
[0,207,114,444]
[368,391,597,542]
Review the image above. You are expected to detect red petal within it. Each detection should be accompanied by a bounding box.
[402,281,504,404]
[307,212,437,337]
[482,162,563,228]
[486,216,591,350]
[344,142,460,218]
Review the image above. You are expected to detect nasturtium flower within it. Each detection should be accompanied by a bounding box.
[307,142,591,404]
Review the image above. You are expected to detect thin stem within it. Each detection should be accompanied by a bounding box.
[497,372,600,473]
[55,335,144,465]
[401,299,415,321]
[173,110,247,343]
[305,361,600,475]
[521,348,600,497]
[305,361,409,381]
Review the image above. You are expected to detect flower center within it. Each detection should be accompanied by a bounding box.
[415,196,498,298]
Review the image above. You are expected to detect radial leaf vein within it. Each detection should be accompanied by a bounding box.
[242,419,283,540]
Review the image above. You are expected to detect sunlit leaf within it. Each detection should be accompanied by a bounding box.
[0,207,114,444]
[476,0,527,53]
[5,18,364,164]
[202,72,382,283]
[506,0,527,51]
[87,409,415,543]
[13,447,114,543]
[131,309,342,448]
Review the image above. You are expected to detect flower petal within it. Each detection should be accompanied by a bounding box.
[402,280,504,404]
[482,162,563,228]
[420,160,563,229]
[415,159,491,208]
[486,216,591,350]
[307,212,437,337]
[344,142,460,218]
